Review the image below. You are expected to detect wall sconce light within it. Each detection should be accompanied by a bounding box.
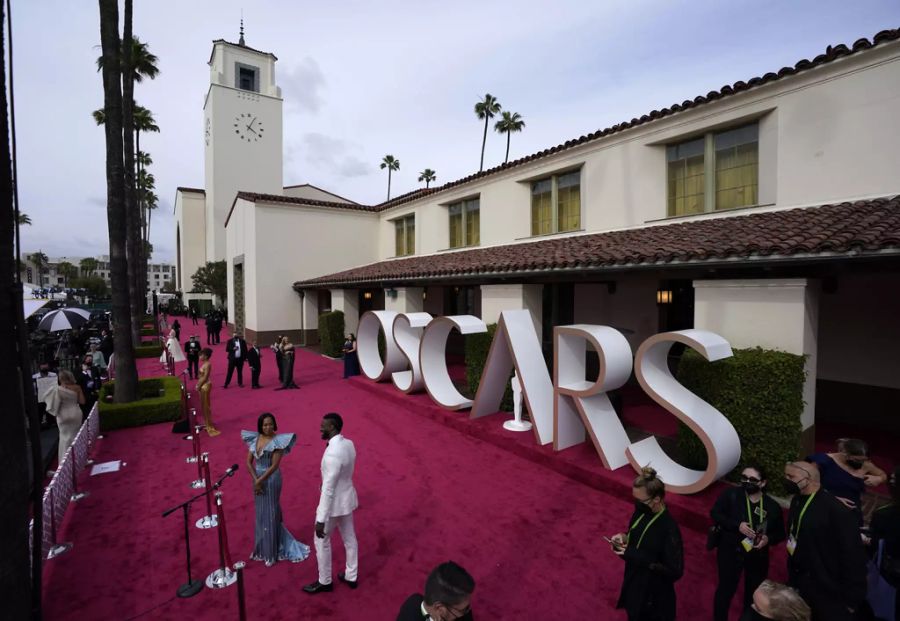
[422,290,427,300]
[386,288,398,299]
[656,289,672,304]
[363,291,373,300]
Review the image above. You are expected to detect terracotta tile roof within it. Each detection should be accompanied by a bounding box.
[282,183,359,204]
[294,196,900,288]
[369,28,900,213]
[176,187,205,194]
[224,191,379,228]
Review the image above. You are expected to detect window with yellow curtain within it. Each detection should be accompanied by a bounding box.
[464,199,480,246]
[531,179,552,235]
[394,215,415,256]
[666,137,705,217]
[448,203,463,248]
[715,124,758,210]
[557,171,581,232]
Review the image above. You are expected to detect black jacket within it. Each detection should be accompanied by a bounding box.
[711,486,786,555]
[225,337,247,361]
[786,489,867,607]
[246,346,261,369]
[617,507,684,621]
[184,340,202,359]
[396,594,474,621]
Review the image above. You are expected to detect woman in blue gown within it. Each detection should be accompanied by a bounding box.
[242,413,310,566]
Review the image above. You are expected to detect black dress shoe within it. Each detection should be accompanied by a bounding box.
[338,572,358,589]
[302,581,333,594]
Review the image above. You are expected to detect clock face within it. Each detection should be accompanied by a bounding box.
[205,118,211,146]
[234,113,264,142]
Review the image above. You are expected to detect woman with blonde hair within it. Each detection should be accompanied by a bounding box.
[45,370,85,466]
[609,466,684,620]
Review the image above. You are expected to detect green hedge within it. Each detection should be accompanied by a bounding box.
[676,347,806,496]
[99,376,183,431]
[319,310,345,358]
[135,344,162,358]
[465,323,513,411]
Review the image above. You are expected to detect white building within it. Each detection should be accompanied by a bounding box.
[21,253,175,291]
[175,28,900,448]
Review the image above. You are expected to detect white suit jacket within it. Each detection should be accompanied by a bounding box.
[315,434,358,523]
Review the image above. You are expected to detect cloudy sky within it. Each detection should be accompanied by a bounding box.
[14,0,900,263]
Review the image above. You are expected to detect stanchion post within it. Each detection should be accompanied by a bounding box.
[70,448,89,502]
[190,427,204,488]
[45,487,72,559]
[186,412,199,463]
[195,453,218,529]
[234,561,247,621]
[205,492,237,589]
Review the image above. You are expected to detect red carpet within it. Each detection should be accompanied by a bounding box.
[41,339,783,620]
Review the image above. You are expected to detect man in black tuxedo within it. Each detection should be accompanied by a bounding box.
[78,354,103,420]
[395,561,475,621]
[246,340,262,388]
[223,332,247,388]
[185,335,202,379]
[204,312,214,345]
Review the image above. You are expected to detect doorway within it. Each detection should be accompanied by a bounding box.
[234,262,245,334]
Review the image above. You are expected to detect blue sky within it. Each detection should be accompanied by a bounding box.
[14,0,900,262]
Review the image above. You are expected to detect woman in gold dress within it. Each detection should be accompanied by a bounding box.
[196,347,220,436]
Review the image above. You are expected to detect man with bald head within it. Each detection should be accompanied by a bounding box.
[782,461,866,620]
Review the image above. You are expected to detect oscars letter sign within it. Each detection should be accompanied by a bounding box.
[356,310,741,494]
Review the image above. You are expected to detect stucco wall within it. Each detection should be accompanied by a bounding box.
[174,190,207,292]
[573,278,661,353]
[248,203,378,334]
[282,185,355,203]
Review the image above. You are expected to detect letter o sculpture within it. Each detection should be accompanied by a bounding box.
[357,310,406,382]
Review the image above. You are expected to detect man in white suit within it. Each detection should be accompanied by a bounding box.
[303,412,359,594]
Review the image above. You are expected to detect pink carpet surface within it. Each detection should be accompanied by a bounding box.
[41,339,783,620]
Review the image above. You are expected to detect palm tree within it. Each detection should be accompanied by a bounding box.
[98,0,139,402]
[418,169,437,188]
[57,261,77,287]
[380,155,400,201]
[16,212,30,225]
[29,251,48,286]
[96,35,159,83]
[133,106,158,294]
[474,93,502,172]
[79,257,98,277]
[494,111,526,164]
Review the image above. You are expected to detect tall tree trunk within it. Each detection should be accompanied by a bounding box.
[480,116,489,172]
[121,0,142,342]
[0,1,35,615]
[99,0,138,403]
[505,132,510,164]
[387,169,391,201]
[136,130,148,301]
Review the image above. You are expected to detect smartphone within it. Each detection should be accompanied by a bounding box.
[603,536,624,549]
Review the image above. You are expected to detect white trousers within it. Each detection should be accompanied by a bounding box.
[315,513,358,584]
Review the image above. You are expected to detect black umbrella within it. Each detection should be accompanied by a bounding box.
[37,308,91,332]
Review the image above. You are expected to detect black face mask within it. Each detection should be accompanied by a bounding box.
[846,458,865,470]
[634,500,653,515]
[783,479,802,495]
[742,482,761,494]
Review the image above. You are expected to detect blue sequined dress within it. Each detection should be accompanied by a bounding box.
[241,430,310,564]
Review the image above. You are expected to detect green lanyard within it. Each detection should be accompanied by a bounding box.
[790,492,817,539]
[745,494,762,529]
[629,508,666,549]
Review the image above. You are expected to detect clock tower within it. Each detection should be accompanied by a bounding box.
[203,33,283,262]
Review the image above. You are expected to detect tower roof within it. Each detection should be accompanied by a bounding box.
[209,39,278,63]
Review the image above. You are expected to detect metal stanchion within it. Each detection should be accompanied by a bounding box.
[70,448,89,502]
[186,410,199,464]
[195,453,218,529]
[190,429,204,488]
[205,492,237,588]
[45,488,72,559]
[234,561,247,621]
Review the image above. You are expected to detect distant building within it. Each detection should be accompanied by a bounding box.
[21,253,176,292]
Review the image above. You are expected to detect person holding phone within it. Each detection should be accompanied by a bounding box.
[609,466,684,621]
[710,465,786,621]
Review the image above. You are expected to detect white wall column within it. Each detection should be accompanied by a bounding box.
[331,288,360,334]
[694,278,820,447]
[480,284,543,336]
[300,290,319,343]
[384,287,425,314]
